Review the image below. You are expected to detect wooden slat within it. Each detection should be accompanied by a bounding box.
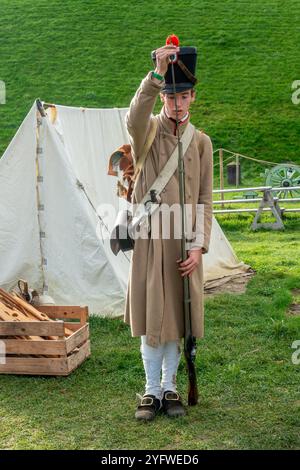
[0,291,73,336]
[3,338,67,355]
[29,313,82,337]
[36,305,89,325]
[0,340,90,375]
[63,322,81,331]
[67,340,91,374]
[0,289,61,340]
[0,289,72,339]
[36,309,81,320]
[0,321,65,337]
[0,304,47,341]
[80,307,89,326]
[66,324,89,354]
[0,356,68,375]
[10,295,73,336]
[36,305,86,317]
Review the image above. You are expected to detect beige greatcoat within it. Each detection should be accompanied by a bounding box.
[124,72,213,348]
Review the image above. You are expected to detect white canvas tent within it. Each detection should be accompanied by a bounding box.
[0,101,251,315]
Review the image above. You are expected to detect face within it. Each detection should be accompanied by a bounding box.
[160,89,195,121]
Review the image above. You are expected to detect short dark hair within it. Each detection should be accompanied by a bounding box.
[161,88,195,96]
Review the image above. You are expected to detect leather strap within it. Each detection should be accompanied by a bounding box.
[132,122,195,224]
[177,60,198,86]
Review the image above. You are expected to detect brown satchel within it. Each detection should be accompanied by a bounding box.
[108,119,158,255]
[107,118,158,202]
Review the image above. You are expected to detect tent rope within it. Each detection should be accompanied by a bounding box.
[213,148,277,166]
[76,180,131,263]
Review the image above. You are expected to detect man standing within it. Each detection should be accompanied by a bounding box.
[124,42,213,420]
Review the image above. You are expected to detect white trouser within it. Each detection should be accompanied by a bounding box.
[140,336,181,400]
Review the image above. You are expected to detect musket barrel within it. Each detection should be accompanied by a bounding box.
[171,60,198,406]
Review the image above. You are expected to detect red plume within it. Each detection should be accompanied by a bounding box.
[166,34,179,47]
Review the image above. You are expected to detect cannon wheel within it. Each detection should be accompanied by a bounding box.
[265,164,300,198]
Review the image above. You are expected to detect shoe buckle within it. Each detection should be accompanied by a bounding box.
[165,392,180,401]
[140,396,154,406]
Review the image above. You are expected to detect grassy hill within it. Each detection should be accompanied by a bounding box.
[0,0,300,181]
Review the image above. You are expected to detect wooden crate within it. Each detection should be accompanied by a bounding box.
[0,305,90,376]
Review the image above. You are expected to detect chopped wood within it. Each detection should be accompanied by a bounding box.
[0,288,73,338]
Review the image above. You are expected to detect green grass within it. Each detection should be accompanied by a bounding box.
[0,0,300,171]
[0,214,299,450]
[0,0,299,450]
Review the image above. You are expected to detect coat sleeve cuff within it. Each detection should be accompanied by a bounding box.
[187,244,209,254]
[140,71,165,96]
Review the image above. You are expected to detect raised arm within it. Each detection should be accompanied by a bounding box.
[125,73,162,161]
[126,44,179,161]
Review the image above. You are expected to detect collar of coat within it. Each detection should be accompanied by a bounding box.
[160,106,191,136]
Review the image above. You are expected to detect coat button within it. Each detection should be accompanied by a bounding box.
[188,157,192,161]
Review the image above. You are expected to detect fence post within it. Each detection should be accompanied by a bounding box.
[0,80,5,104]
[219,148,224,208]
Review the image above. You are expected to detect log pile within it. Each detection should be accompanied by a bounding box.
[0,288,72,339]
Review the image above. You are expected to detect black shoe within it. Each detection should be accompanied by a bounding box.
[135,394,161,421]
[162,391,186,417]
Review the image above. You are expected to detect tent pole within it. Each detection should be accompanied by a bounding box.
[35,99,48,295]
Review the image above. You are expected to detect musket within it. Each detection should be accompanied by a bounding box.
[170,51,198,406]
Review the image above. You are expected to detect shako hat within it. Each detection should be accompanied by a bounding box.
[151,35,198,93]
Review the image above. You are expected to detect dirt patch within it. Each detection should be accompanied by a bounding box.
[287,303,300,316]
[291,288,300,297]
[286,288,300,316]
[204,270,256,298]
